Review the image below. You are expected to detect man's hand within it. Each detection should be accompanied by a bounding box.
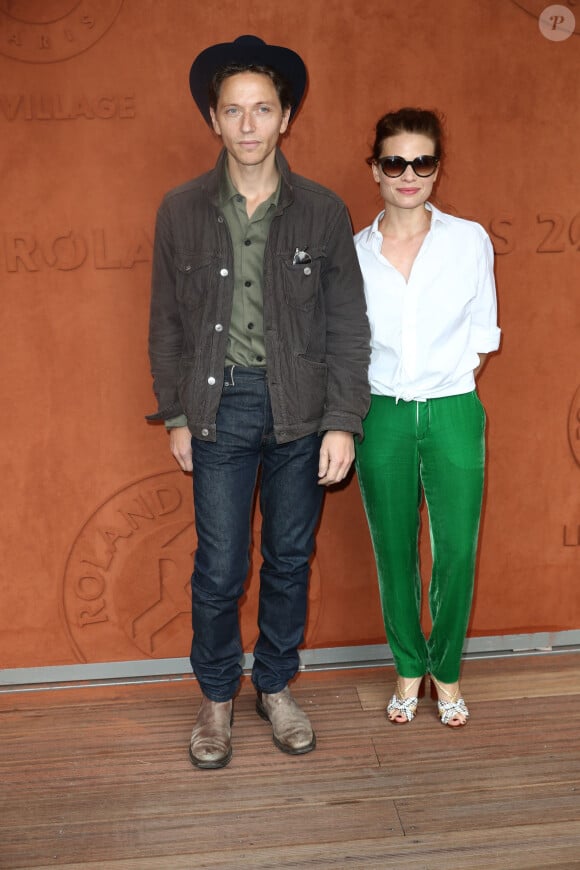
[318,431,355,486]
[169,426,193,472]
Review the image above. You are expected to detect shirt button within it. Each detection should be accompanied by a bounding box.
[244,239,251,246]
[244,280,252,287]
[215,323,223,332]
[255,355,264,362]
[236,195,243,203]
[201,428,209,437]
[304,266,312,276]
[220,268,228,277]
[217,216,224,223]
[248,322,254,330]
[207,376,216,385]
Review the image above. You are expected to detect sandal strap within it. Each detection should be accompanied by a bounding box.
[387,693,418,722]
[437,697,469,725]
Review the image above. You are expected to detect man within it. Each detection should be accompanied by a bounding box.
[147,35,370,769]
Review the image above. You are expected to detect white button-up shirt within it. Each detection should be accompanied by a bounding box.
[354,203,501,401]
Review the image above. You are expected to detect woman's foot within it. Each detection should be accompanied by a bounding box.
[386,676,425,723]
[430,677,469,727]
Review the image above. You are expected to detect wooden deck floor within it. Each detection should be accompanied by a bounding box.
[1,652,579,869]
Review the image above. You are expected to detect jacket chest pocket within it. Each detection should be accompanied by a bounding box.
[281,249,325,311]
[175,252,215,309]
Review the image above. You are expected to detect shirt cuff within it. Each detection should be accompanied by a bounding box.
[472,325,501,353]
[164,414,188,429]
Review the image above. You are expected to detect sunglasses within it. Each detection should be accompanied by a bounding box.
[377,155,439,178]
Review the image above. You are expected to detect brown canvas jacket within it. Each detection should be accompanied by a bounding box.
[147,148,370,443]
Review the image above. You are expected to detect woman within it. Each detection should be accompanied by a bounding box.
[354,108,500,727]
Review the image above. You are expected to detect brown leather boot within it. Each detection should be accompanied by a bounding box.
[189,696,233,769]
[256,686,316,755]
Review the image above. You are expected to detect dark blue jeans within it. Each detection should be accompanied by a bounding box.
[190,366,324,702]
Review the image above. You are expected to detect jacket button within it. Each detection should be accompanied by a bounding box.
[184,264,192,272]
[215,323,223,332]
[220,268,229,277]
[208,376,216,385]
[201,428,209,437]
[303,266,312,276]
[217,216,224,223]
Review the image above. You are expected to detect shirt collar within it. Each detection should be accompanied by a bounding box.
[367,211,384,245]
[424,202,450,225]
[363,201,448,249]
[219,162,240,206]
[218,158,282,210]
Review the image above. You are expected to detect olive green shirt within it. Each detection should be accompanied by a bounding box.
[221,166,280,367]
[165,166,280,429]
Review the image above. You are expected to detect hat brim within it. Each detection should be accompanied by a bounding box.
[189,34,307,127]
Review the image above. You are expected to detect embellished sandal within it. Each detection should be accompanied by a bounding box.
[430,677,469,727]
[386,676,425,724]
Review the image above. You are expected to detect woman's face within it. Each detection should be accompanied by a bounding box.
[372,131,439,212]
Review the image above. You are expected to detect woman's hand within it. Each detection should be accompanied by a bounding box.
[474,353,488,378]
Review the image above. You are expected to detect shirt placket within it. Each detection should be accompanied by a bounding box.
[232,195,268,365]
[238,201,256,359]
[398,276,418,401]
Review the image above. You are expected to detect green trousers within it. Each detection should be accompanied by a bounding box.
[355,391,486,683]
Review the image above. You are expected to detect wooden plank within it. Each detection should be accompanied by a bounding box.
[24,821,580,869]
[0,655,579,869]
[0,797,403,866]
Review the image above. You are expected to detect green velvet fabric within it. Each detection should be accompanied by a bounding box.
[356,391,486,683]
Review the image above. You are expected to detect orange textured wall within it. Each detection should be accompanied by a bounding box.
[1,0,578,669]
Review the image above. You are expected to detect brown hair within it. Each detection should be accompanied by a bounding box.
[367,107,444,165]
[209,63,294,113]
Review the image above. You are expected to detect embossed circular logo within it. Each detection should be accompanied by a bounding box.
[61,471,322,663]
[0,0,124,63]
[568,385,580,468]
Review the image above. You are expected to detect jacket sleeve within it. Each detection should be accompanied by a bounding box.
[319,203,371,438]
[146,200,185,422]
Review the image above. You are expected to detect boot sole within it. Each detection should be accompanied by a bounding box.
[188,745,232,769]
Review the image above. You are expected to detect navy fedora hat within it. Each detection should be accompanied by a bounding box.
[189,34,307,127]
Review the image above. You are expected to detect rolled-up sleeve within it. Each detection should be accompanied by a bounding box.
[470,232,501,353]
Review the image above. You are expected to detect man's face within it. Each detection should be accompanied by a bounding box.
[210,71,290,169]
